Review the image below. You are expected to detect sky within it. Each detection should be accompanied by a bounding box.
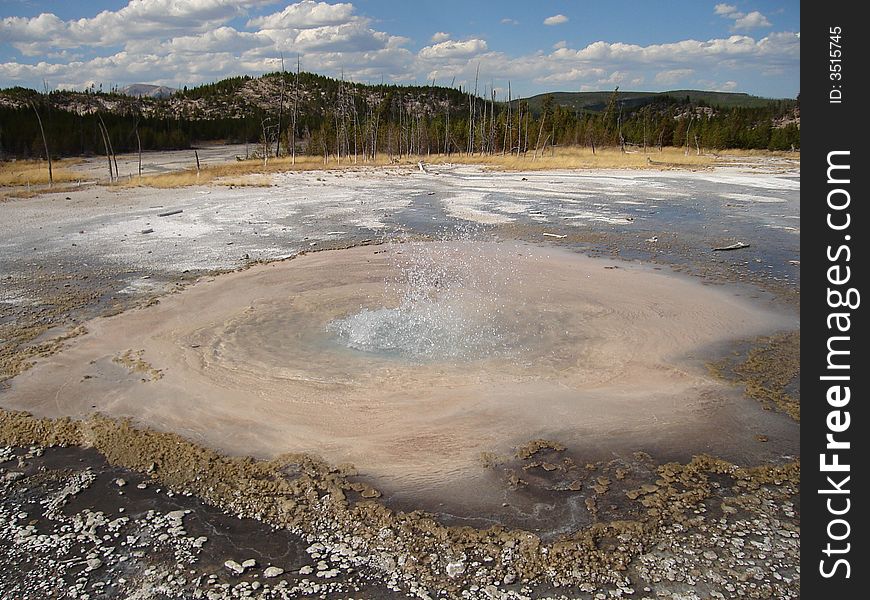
[0,0,800,98]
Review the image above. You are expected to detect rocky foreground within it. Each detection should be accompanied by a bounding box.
[1,161,800,598]
[1,416,799,600]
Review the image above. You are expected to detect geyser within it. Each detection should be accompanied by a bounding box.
[328,241,514,361]
[2,241,794,496]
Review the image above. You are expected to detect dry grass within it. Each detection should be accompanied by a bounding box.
[714,148,801,159]
[2,184,83,201]
[121,147,720,189]
[0,159,84,187]
[427,146,716,170]
[10,146,792,191]
[122,154,402,188]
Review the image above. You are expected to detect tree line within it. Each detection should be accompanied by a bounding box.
[0,75,799,164]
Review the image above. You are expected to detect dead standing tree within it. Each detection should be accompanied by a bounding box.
[276,54,286,158]
[97,114,119,181]
[291,55,300,165]
[261,117,278,166]
[96,115,114,182]
[684,114,695,156]
[30,101,53,187]
[128,115,143,178]
[503,81,511,156]
[467,64,479,155]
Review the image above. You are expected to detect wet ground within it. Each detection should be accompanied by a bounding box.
[0,444,408,599]
[0,154,800,598]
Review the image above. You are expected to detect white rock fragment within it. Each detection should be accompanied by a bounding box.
[316,568,338,579]
[263,566,284,578]
[446,561,466,577]
[224,560,245,575]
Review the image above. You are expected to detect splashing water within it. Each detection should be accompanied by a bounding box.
[328,238,515,361]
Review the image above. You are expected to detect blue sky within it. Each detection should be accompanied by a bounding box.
[0,0,800,98]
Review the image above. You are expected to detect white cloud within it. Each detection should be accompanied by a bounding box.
[550,34,798,66]
[0,2,799,98]
[733,11,771,30]
[247,1,356,29]
[500,18,518,25]
[2,0,274,51]
[697,79,739,91]
[599,71,626,85]
[715,4,772,31]
[543,14,568,26]
[535,67,605,83]
[418,38,488,60]
[162,27,268,54]
[654,68,694,85]
[291,22,396,52]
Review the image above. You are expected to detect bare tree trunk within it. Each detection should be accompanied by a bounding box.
[30,102,53,187]
[479,87,486,155]
[504,82,511,156]
[352,87,359,164]
[194,150,201,174]
[490,88,496,155]
[523,109,529,156]
[262,119,269,166]
[135,126,142,177]
[685,116,693,156]
[276,54,285,158]
[642,107,648,154]
[618,103,625,153]
[516,103,522,156]
[338,105,343,163]
[444,101,450,156]
[292,55,299,165]
[533,114,546,159]
[97,118,113,182]
[98,114,118,179]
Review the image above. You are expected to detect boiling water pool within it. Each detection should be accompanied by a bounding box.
[3,241,796,497]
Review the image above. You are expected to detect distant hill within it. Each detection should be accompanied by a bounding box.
[0,72,799,159]
[118,84,176,98]
[520,90,787,114]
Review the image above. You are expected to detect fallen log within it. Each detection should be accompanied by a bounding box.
[713,241,750,251]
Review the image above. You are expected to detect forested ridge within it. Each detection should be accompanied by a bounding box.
[0,71,799,160]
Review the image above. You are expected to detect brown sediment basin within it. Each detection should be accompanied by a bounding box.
[1,241,797,503]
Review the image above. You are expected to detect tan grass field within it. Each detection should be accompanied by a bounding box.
[118,153,399,188]
[426,146,718,170]
[0,159,83,187]
[123,147,721,188]
[3,147,799,192]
